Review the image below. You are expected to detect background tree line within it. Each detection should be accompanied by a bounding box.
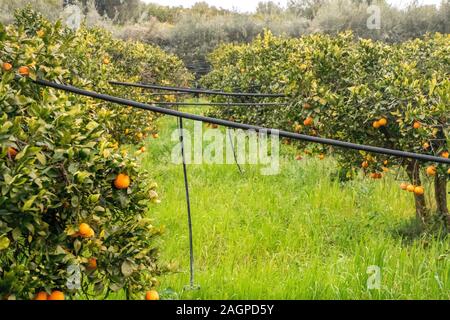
[0,0,449,76]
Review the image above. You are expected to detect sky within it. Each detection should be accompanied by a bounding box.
[142,0,444,13]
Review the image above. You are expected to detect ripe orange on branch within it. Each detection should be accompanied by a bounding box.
[87,258,97,270]
[34,291,48,300]
[2,62,12,71]
[400,183,408,190]
[145,290,160,300]
[414,186,425,195]
[114,173,130,189]
[48,291,64,300]
[79,223,95,238]
[426,166,436,176]
[413,121,421,129]
[18,66,30,76]
[378,118,387,126]
[7,147,18,159]
[406,185,415,192]
[370,172,382,179]
[303,117,313,126]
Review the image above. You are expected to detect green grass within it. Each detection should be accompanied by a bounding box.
[139,112,449,300]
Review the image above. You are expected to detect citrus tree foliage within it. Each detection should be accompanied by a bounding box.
[66,25,193,144]
[202,30,450,227]
[0,8,187,299]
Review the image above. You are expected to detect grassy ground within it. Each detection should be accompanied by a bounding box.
[139,111,449,300]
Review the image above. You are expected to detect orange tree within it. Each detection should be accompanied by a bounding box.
[201,31,449,228]
[0,8,173,300]
[66,26,193,145]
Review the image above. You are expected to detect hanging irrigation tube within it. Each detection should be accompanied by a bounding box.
[109,80,287,98]
[141,92,192,96]
[136,101,288,107]
[177,117,197,289]
[32,78,450,165]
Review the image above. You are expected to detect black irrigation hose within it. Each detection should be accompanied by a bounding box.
[143,101,288,107]
[142,92,192,96]
[177,117,196,289]
[109,80,287,98]
[32,78,450,165]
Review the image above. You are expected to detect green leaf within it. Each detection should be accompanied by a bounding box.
[74,239,81,255]
[36,152,46,165]
[12,228,21,241]
[0,236,10,250]
[121,260,135,277]
[22,195,38,211]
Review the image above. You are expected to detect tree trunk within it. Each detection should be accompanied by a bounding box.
[406,161,429,224]
[431,124,449,229]
[434,173,449,228]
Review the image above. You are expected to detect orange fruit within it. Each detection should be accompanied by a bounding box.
[383,160,388,166]
[372,121,380,129]
[318,154,325,160]
[103,58,110,65]
[114,173,130,189]
[34,291,48,300]
[382,167,389,173]
[295,154,302,161]
[400,183,408,190]
[303,117,313,126]
[441,151,449,158]
[87,258,97,270]
[2,62,12,71]
[48,290,64,300]
[85,228,95,238]
[152,133,159,139]
[426,166,436,176]
[447,168,450,174]
[7,147,18,159]
[406,184,415,192]
[414,186,424,195]
[361,161,369,168]
[145,290,159,300]
[413,121,421,129]
[140,146,146,153]
[378,118,387,126]
[423,142,430,150]
[18,66,30,76]
[79,223,95,238]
